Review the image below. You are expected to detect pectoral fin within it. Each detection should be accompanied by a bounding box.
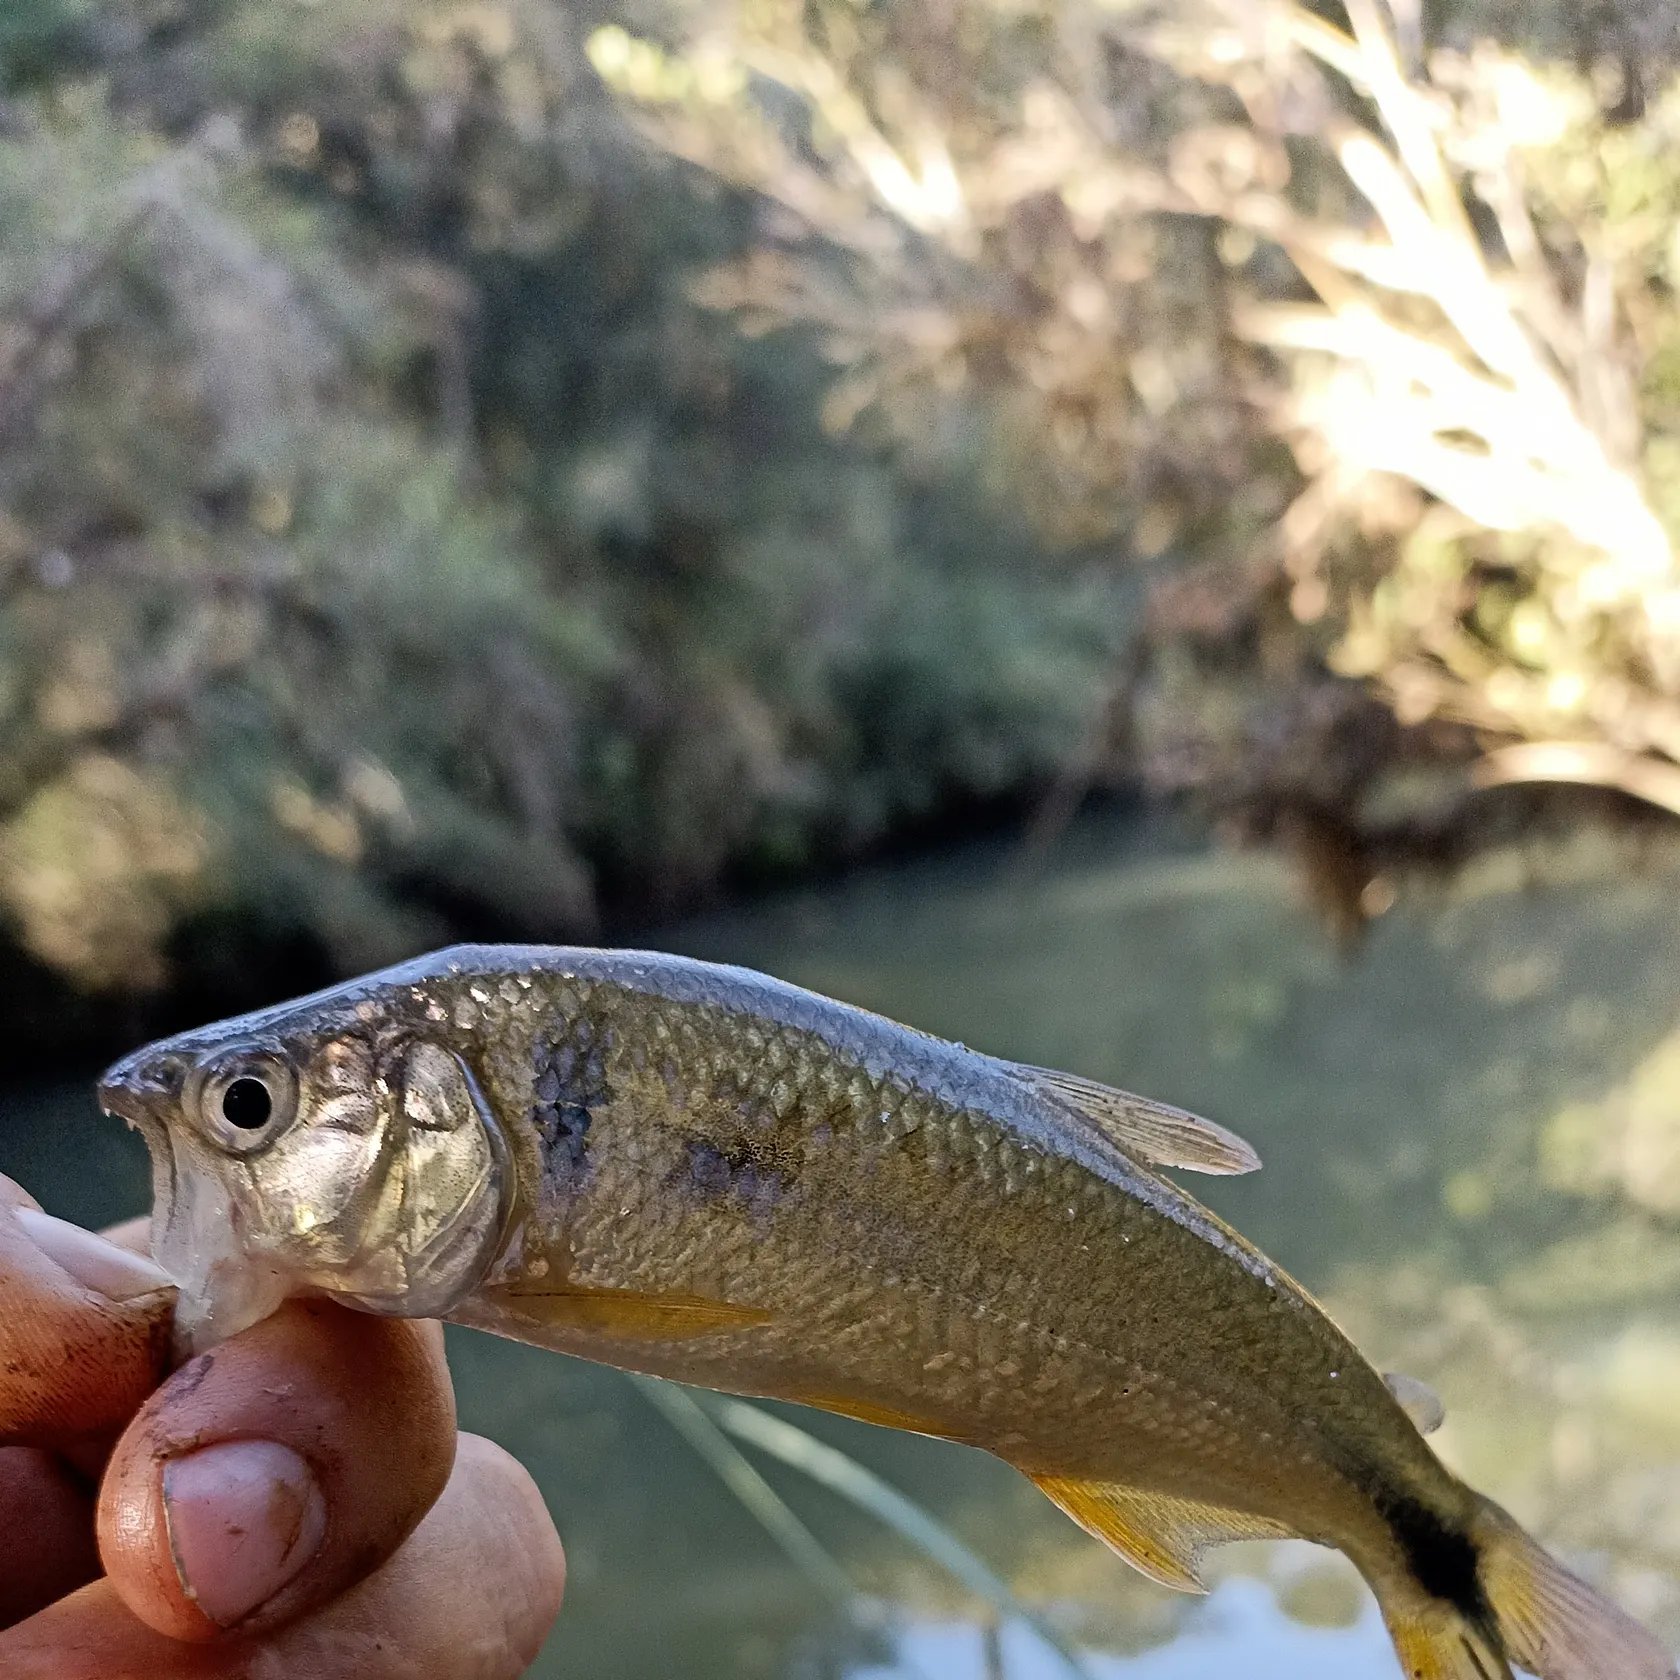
[1031,1475,1292,1592]
[1013,1066,1261,1176]
[488,1280,773,1341]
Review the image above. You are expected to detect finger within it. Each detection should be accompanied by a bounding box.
[1,1433,565,1680]
[98,1218,153,1258]
[0,1178,42,1215]
[239,1434,564,1678]
[0,1183,173,1625]
[98,1298,456,1642]
[0,1183,176,1449]
[0,1448,100,1630]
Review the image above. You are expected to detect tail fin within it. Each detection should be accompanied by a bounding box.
[1470,1498,1676,1680]
[1381,1605,1512,1680]
[1375,1497,1674,1680]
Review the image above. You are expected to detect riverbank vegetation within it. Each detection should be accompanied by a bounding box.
[1,0,1677,1045]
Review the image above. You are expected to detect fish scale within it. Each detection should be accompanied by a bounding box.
[96,944,1680,1680]
[491,979,1353,1506]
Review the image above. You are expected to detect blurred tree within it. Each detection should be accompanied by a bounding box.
[1,0,1677,1028]
[0,0,1122,1025]
[0,0,85,82]
[584,0,1680,912]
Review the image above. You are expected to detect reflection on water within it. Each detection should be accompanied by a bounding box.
[853,1569,1399,1680]
[5,820,1680,1677]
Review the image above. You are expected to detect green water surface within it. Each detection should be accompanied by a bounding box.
[7,822,1680,1677]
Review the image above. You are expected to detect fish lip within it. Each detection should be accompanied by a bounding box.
[97,1051,187,1129]
[96,1081,147,1127]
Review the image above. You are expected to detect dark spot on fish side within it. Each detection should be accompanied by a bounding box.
[530,1016,613,1184]
[688,1139,734,1194]
[677,1136,793,1212]
[555,1104,591,1163]
[1380,1492,1496,1638]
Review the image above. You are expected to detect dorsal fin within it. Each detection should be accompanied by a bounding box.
[1011,1065,1261,1176]
[1383,1371,1446,1436]
[1031,1475,1292,1591]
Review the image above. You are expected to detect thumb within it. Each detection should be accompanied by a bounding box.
[97,1299,457,1641]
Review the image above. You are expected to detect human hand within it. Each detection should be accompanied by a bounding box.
[0,1173,565,1678]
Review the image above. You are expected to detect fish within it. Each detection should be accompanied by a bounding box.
[97,943,1674,1680]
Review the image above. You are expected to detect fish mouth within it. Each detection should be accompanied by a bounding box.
[97,1051,187,1134]
[97,1083,151,1132]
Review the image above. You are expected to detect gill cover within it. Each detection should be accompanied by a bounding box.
[151,1038,510,1352]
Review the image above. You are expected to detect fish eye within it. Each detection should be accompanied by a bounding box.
[220,1076,273,1131]
[192,1049,298,1154]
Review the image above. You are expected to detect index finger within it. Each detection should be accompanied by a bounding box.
[0,1178,176,1449]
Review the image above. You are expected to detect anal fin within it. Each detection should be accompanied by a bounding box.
[1031,1475,1292,1593]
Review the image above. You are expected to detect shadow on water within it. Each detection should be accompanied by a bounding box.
[6,817,1680,1677]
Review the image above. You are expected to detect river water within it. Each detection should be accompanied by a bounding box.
[5,820,1680,1676]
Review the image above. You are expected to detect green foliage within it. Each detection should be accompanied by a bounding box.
[0,8,1118,999]
[585,0,1680,881]
[0,0,86,87]
[4,0,1677,1006]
